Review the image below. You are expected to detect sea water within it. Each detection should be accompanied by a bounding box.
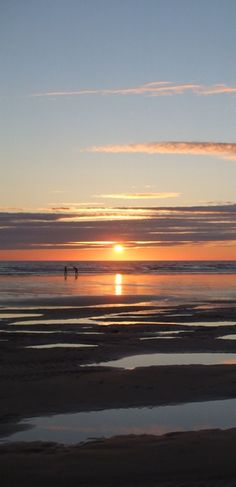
[0,260,236,303]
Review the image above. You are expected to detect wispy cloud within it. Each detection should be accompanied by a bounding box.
[31,81,236,98]
[95,192,181,200]
[49,189,66,194]
[88,141,236,161]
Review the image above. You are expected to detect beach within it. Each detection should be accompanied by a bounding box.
[1,265,236,485]
[3,0,236,483]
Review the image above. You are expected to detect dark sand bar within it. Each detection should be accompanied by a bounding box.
[1,296,236,485]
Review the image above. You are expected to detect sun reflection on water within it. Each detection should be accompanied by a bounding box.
[115,273,123,295]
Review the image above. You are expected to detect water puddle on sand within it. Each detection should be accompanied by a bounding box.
[9,318,97,326]
[0,314,42,319]
[82,332,103,335]
[26,343,98,349]
[141,336,177,340]
[195,304,236,310]
[0,301,156,311]
[86,352,236,369]
[2,398,236,445]
[140,330,193,339]
[94,321,174,326]
[1,330,65,334]
[165,313,193,317]
[183,321,236,327]
[1,330,103,335]
[8,316,236,329]
[9,318,171,327]
[219,335,236,340]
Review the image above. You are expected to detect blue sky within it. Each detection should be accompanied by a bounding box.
[1,0,236,259]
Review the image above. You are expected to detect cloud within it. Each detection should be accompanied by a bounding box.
[0,204,236,250]
[49,189,66,194]
[87,142,236,160]
[95,192,181,200]
[31,81,236,98]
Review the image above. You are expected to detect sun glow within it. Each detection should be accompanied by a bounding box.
[113,244,124,253]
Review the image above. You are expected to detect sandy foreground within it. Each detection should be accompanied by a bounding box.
[1,296,236,485]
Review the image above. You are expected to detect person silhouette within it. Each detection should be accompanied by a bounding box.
[64,266,68,280]
[73,266,78,278]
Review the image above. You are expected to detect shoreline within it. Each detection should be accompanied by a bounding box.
[1,297,236,484]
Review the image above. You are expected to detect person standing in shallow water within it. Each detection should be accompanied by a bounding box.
[73,266,78,278]
[64,266,68,279]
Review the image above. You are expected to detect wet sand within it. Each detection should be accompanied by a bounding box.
[1,296,236,485]
[2,430,236,486]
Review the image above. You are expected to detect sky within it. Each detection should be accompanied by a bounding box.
[1,0,236,260]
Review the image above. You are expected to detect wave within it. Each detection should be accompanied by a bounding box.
[0,260,236,276]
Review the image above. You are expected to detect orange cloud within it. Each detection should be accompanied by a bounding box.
[32,81,236,98]
[88,142,236,160]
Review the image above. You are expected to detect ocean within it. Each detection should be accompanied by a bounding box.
[1,260,236,276]
[0,261,236,304]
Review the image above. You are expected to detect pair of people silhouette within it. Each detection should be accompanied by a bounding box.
[64,266,78,279]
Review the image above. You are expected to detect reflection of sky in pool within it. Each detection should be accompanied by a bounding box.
[140,330,193,339]
[27,343,98,349]
[0,302,156,311]
[8,316,236,329]
[219,335,236,340]
[140,336,176,340]
[1,330,103,335]
[88,353,236,369]
[10,318,96,326]
[0,314,42,319]
[2,398,236,444]
[1,330,65,334]
[182,321,236,327]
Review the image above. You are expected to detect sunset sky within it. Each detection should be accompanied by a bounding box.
[1,0,236,260]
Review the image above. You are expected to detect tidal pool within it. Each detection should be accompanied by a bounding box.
[140,330,193,339]
[183,321,236,327]
[1,330,103,335]
[2,398,236,444]
[0,313,42,319]
[27,343,98,349]
[1,330,62,334]
[88,352,236,369]
[10,318,96,326]
[219,335,236,340]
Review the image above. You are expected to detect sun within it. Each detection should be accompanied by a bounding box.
[113,244,124,254]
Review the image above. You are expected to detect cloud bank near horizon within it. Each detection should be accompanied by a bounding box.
[1,204,236,250]
[32,81,236,98]
[87,142,236,160]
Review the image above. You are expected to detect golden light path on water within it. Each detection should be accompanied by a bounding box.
[1,273,236,302]
[115,273,123,295]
